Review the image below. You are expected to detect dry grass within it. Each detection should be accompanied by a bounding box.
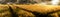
[12,4,60,14]
[0,5,12,17]
[10,4,60,17]
[0,4,60,17]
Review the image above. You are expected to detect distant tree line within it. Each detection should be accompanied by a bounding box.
[0,0,60,5]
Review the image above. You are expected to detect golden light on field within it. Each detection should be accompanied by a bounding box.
[11,4,60,13]
[10,4,60,17]
[0,0,60,17]
[0,3,59,17]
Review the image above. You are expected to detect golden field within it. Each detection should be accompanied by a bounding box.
[0,4,60,17]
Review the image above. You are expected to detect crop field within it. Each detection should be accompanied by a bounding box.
[0,4,60,17]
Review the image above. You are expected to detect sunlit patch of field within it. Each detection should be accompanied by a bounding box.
[0,5,12,17]
[10,4,60,17]
[0,4,60,17]
[12,4,60,14]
